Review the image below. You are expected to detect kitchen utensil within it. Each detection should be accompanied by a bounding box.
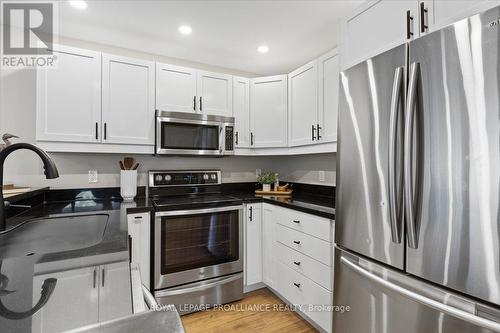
[123,157,135,170]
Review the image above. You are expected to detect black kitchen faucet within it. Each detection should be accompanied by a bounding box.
[0,143,59,231]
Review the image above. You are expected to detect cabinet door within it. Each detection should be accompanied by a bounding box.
[102,54,155,145]
[288,61,318,147]
[36,45,101,143]
[262,204,276,287]
[197,71,233,116]
[31,267,99,333]
[245,204,262,285]
[431,0,499,30]
[318,49,339,143]
[99,262,132,322]
[156,63,197,113]
[127,213,151,289]
[342,0,418,69]
[233,77,250,148]
[250,75,288,148]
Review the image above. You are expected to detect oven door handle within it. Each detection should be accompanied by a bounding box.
[154,273,243,297]
[155,205,243,217]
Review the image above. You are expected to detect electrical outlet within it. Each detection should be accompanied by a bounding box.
[256,169,262,177]
[319,170,326,182]
[88,170,98,183]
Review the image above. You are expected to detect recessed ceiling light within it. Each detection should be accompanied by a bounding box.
[178,25,192,35]
[68,0,87,10]
[257,45,269,54]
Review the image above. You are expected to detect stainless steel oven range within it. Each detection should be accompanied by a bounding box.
[148,170,243,313]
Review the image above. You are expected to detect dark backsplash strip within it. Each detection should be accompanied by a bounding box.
[44,186,146,203]
[222,182,335,200]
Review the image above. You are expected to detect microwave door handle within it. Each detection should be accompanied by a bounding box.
[219,126,224,154]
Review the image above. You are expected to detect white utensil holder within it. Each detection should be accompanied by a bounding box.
[120,170,137,202]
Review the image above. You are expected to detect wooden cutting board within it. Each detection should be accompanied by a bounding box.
[2,186,31,198]
[254,189,293,196]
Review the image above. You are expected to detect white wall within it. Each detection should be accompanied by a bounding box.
[0,37,335,189]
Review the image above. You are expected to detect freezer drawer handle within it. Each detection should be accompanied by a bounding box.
[340,256,500,332]
[404,62,421,249]
[388,66,404,244]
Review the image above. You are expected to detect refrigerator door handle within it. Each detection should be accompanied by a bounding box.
[388,66,404,244]
[340,256,500,332]
[404,62,420,248]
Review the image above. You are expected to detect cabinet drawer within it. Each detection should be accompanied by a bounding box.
[275,261,332,332]
[276,224,332,266]
[275,206,332,242]
[276,242,332,290]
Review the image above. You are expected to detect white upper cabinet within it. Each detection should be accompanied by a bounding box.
[250,75,288,148]
[318,49,339,143]
[341,0,419,69]
[431,0,500,31]
[156,64,233,116]
[156,63,197,113]
[36,45,101,143]
[197,71,233,117]
[288,61,318,147]
[233,77,250,148]
[102,54,155,145]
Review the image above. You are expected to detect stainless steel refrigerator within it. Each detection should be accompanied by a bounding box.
[334,5,500,333]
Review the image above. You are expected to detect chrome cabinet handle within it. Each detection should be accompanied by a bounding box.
[388,67,404,244]
[404,62,420,249]
[293,240,301,245]
[341,256,500,332]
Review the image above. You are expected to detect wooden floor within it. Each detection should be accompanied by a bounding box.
[181,288,318,333]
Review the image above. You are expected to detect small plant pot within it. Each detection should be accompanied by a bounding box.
[120,170,137,202]
[262,184,271,192]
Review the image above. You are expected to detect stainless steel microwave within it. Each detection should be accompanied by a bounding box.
[155,111,235,156]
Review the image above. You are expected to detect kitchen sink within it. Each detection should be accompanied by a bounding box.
[0,214,109,259]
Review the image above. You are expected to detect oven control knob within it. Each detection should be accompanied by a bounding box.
[164,174,172,182]
[211,174,217,180]
[203,174,209,181]
[155,175,163,182]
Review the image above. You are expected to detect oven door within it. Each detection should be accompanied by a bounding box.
[154,205,243,290]
[156,115,224,155]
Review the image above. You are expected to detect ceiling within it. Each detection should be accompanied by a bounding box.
[57,0,362,75]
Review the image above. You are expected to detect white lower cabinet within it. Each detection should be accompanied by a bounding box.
[32,262,132,333]
[127,212,151,289]
[244,203,262,286]
[246,203,334,333]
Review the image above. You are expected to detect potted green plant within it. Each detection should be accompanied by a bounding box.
[257,172,277,192]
